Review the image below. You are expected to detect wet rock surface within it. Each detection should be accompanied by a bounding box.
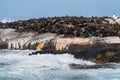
[69,63,112,69]
[29,44,120,64]
[73,44,120,63]
[73,45,119,63]
[0,40,8,49]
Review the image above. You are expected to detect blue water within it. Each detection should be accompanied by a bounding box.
[0,50,120,80]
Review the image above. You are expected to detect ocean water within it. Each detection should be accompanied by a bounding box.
[0,50,120,80]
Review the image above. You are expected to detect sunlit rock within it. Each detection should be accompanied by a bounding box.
[51,37,90,51]
[7,32,34,49]
[24,33,57,49]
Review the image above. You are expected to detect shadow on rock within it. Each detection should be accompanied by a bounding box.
[73,44,120,63]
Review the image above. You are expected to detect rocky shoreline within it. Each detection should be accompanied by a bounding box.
[0,16,120,68]
[29,43,120,69]
[29,43,120,63]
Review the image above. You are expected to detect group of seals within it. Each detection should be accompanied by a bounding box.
[0,16,120,37]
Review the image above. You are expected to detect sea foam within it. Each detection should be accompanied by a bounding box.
[0,50,120,80]
[0,50,95,70]
[0,18,15,23]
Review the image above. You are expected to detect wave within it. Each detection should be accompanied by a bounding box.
[0,50,95,69]
[0,18,15,23]
[0,50,120,80]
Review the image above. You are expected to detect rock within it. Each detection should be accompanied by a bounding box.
[0,40,8,49]
[29,43,120,63]
[0,16,120,64]
[73,44,120,63]
[69,63,111,69]
[118,31,120,37]
[29,50,67,56]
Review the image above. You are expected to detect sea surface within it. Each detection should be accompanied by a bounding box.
[0,50,120,80]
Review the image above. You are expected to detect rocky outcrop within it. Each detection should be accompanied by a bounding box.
[1,28,120,51]
[0,16,120,64]
[73,44,120,63]
[29,44,120,63]
[0,28,120,50]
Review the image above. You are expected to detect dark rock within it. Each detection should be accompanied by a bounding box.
[29,50,67,56]
[29,44,120,64]
[73,44,120,63]
[0,40,8,49]
[69,63,111,69]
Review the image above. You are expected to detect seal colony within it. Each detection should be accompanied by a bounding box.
[0,15,120,65]
[0,15,120,37]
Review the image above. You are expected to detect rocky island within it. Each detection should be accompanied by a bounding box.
[0,15,120,64]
